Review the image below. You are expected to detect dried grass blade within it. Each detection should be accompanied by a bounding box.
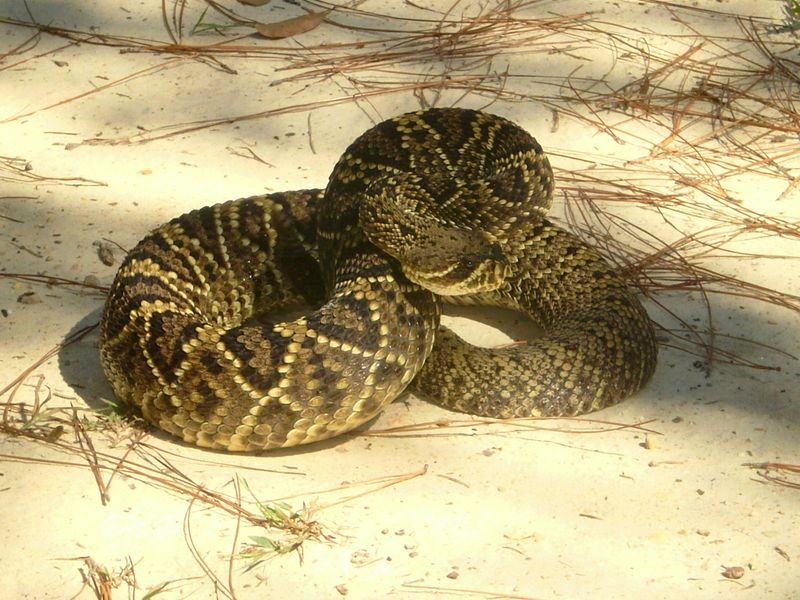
[0,323,98,403]
[71,408,110,505]
[1,58,184,125]
[183,498,236,600]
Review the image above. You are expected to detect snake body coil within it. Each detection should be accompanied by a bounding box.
[100,108,657,451]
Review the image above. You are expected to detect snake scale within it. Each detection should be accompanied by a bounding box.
[100,108,657,451]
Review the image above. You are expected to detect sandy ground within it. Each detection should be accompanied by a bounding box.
[1,1,799,598]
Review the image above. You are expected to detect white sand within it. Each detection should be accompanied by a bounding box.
[1,1,798,598]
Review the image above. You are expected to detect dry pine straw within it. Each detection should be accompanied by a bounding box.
[0,1,798,596]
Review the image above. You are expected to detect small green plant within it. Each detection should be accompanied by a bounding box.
[70,397,146,447]
[191,7,240,35]
[238,487,332,569]
[240,531,299,568]
[770,0,800,33]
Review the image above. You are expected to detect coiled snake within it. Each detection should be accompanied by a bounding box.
[100,108,657,451]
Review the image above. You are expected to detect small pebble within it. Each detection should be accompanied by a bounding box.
[721,565,745,579]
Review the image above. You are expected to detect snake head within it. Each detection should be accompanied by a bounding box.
[358,175,509,295]
[401,228,510,296]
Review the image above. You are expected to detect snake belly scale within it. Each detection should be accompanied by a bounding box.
[99,108,657,451]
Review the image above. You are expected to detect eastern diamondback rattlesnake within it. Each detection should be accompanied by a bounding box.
[100,108,657,451]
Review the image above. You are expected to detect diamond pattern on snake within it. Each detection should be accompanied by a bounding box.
[99,107,657,451]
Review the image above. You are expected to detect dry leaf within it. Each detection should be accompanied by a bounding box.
[237,0,272,5]
[254,10,330,39]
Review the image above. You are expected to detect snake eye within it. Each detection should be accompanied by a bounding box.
[461,256,477,270]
